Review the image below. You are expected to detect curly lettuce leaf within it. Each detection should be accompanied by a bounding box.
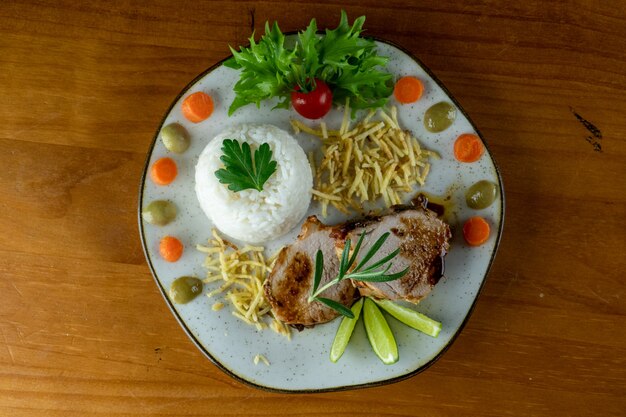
[226,11,392,115]
[227,22,297,115]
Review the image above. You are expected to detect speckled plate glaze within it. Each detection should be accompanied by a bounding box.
[139,37,504,392]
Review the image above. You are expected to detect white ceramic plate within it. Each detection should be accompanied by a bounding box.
[139,37,504,392]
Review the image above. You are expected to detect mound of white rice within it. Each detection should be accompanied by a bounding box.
[195,124,312,243]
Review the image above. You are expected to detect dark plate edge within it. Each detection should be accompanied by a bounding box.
[137,34,506,394]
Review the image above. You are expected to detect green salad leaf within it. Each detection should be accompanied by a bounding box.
[225,11,393,115]
[214,139,277,192]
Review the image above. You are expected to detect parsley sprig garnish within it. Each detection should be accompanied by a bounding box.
[224,11,393,115]
[308,231,409,318]
[214,139,277,192]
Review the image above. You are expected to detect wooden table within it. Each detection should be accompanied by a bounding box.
[1,1,625,415]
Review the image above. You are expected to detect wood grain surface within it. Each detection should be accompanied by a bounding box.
[1,1,625,415]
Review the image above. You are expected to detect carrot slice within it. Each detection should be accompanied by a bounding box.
[454,133,484,163]
[182,91,214,123]
[393,76,424,104]
[150,157,178,185]
[159,236,184,262]
[463,216,491,246]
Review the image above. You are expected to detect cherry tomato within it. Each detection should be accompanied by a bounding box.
[291,79,333,119]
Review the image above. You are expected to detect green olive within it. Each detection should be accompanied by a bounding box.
[160,123,190,153]
[465,180,499,209]
[142,200,177,226]
[424,102,456,133]
[170,276,203,304]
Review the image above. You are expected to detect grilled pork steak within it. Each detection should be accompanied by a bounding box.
[340,206,451,303]
[264,216,356,326]
[265,205,451,326]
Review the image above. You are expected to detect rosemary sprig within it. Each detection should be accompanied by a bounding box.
[308,232,409,319]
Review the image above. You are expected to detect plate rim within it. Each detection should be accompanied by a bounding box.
[137,34,506,393]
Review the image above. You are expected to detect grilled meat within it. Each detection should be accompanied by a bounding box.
[263,216,356,326]
[339,206,451,303]
[264,204,451,326]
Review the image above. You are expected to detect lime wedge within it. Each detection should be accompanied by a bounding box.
[330,298,364,363]
[374,299,442,337]
[363,298,398,365]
